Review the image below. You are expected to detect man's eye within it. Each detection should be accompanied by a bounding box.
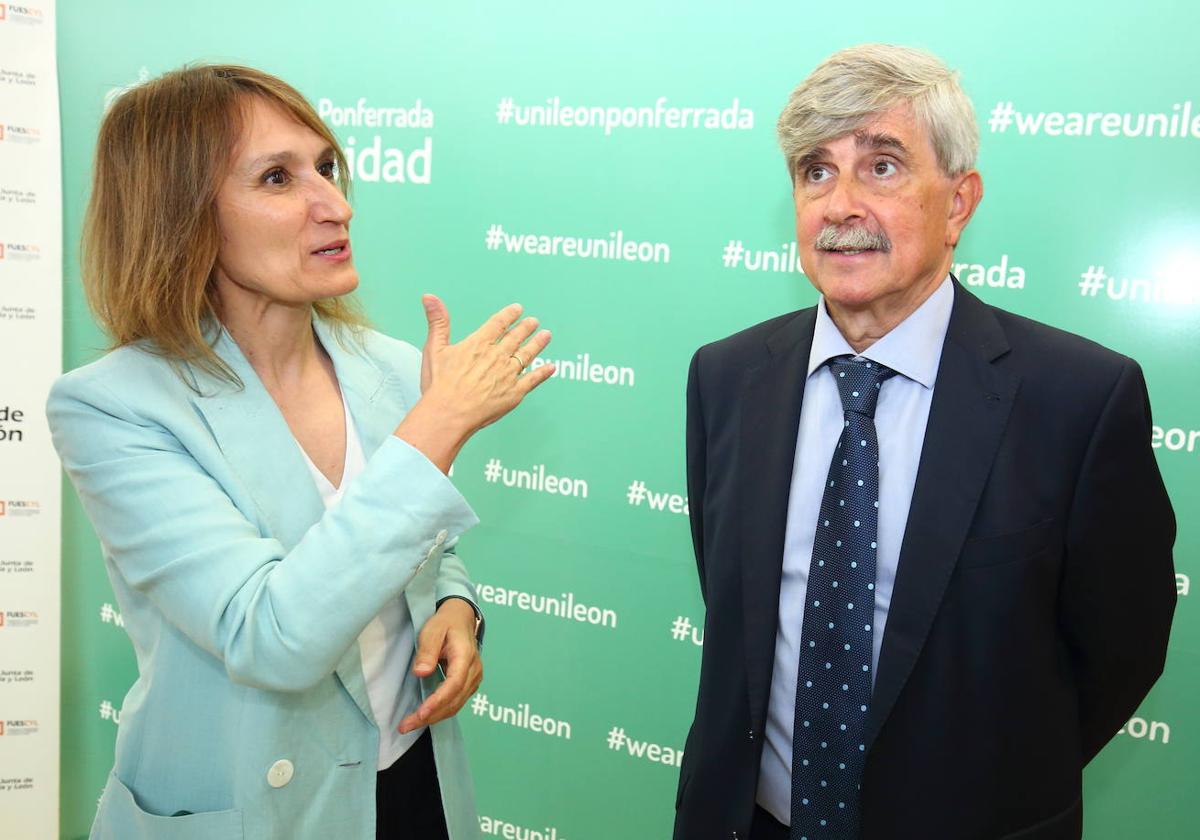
[873,160,897,177]
[806,165,832,183]
[263,168,288,185]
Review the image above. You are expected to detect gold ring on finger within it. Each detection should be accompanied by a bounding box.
[510,352,527,370]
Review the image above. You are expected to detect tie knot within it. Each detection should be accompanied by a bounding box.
[828,357,895,418]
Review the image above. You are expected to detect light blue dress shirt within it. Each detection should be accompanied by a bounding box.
[757,276,955,825]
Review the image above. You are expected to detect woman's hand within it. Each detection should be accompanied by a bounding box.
[419,294,552,424]
[397,598,482,734]
[395,295,554,471]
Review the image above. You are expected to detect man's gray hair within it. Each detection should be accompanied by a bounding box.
[777,44,978,179]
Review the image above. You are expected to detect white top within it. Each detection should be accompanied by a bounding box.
[298,386,424,770]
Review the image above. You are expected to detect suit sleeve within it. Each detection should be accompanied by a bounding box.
[1060,357,1177,763]
[686,349,709,605]
[47,371,479,694]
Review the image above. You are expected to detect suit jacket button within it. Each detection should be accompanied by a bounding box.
[748,729,755,741]
[267,759,294,788]
[731,832,740,839]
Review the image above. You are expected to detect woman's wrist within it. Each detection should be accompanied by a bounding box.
[392,399,471,474]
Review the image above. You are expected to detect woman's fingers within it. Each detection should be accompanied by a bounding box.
[416,300,555,432]
[497,316,540,356]
[407,654,483,729]
[519,360,557,394]
[465,303,523,345]
[398,606,482,732]
[514,329,552,366]
[421,294,452,350]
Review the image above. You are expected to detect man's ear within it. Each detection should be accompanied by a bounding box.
[946,170,983,248]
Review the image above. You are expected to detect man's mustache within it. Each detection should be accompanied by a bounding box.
[814,225,892,253]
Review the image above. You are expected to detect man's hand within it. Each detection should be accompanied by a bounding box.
[398,598,482,734]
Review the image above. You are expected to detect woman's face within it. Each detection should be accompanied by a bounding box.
[212,97,357,313]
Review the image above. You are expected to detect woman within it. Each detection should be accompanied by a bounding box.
[48,65,552,840]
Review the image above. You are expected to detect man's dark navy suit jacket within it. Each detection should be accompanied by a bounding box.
[674,281,1176,840]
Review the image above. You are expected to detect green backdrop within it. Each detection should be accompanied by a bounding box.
[55,1,1197,838]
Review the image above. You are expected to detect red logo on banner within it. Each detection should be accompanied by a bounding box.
[0,722,5,736]
[0,243,5,259]
[0,500,6,515]
[0,6,7,20]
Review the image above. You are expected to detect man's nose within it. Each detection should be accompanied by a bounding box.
[822,174,866,225]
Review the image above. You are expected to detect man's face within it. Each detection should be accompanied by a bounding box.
[793,103,979,317]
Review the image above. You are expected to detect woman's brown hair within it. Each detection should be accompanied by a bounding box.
[83,64,366,384]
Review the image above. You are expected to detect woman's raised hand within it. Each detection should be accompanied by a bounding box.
[396,294,554,472]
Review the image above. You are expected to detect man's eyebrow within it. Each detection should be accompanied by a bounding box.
[854,131,908,155]
[792,132,909,176]
[795,146,829,171]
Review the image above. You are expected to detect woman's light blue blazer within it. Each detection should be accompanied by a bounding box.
[47,318,483,840]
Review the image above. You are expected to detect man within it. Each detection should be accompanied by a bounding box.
[675,44,1176,840]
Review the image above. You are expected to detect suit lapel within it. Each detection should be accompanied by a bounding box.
[864,284,1019,750]
[740,309,817,729]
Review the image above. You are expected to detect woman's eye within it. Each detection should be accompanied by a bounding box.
[263,168,288,186]
[317,160,336,179]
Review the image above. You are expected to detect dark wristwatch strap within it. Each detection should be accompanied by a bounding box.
[436,595,485,650]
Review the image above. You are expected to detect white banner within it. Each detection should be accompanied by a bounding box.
[0,1,62,836]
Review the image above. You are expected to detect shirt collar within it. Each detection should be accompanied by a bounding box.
[806,275,954,389]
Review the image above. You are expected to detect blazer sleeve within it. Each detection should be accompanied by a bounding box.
[381,335,481,615]
[47,370,479,694]
[434,542,479,611]
[1060,357,1177,763]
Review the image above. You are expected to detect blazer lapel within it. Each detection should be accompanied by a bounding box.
[740,309,817,729]
[188,328,325,550]
[864,283,1019,750]
[315,321,412,724]
[189,321,406,726]
[313,319,404,456]
[313,322,445,708]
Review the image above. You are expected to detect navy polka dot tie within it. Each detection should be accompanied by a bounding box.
[790,356,895,840]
